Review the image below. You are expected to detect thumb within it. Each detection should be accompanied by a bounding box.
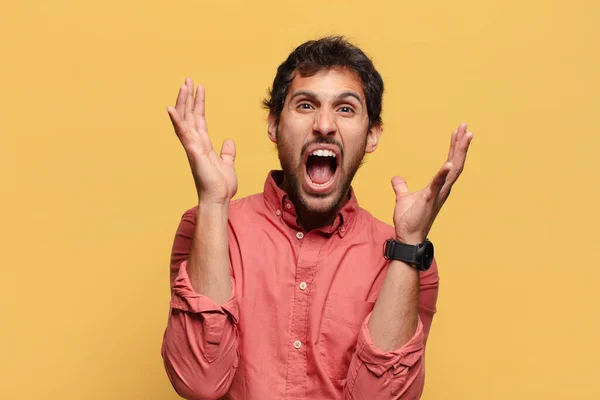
[391,176,409,199]
[220,139,236,166]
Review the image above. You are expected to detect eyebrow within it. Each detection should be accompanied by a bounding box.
[289,90,363,104]
[335,91,363,103]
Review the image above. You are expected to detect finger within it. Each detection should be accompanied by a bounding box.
[167,106,190,144]
[454,122,468,150]
[174,84,187,118]
[185,77,194,123]
[220,139,236,167]
[459,122,468,137]
[447,129,458,161]
[167,106,184,131]
[450,129,473,177]
[441,131,473,198]
[194,84,208,133]
[427,162,453,200]
[391,176,410,200]
[448,122,470,174]
[447,122,466,161]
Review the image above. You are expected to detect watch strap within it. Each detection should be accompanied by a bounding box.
[384,239,419,263]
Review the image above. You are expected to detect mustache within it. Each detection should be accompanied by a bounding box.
[300,138,344,159]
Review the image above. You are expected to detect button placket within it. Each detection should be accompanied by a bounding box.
[284,233,325,398]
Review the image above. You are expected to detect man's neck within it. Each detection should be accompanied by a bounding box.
[279,176,350,232]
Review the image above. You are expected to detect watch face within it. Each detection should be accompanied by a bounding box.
[422,241,434,270]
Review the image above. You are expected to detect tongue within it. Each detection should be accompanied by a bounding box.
[307,157,334,185]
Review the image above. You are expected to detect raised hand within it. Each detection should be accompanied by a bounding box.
[167,77,238,205]
[391,123,474,244]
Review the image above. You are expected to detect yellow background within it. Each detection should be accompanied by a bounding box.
[1,0,599,399]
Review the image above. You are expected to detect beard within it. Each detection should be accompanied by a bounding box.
[276,135,367,215]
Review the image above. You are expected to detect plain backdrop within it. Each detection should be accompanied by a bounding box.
[1,1,599,399]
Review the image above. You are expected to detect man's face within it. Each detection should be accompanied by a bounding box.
[268,68,382,214]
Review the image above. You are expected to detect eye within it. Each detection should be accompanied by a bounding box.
[297,103,314,111]
[338,106,354,114]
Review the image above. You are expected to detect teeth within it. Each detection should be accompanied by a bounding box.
[310,149,336,157]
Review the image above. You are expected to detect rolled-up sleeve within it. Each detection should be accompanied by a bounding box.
[344,260,440,400]
[161,209,240,400]
[162,261,240,400]
[344,314,425,399]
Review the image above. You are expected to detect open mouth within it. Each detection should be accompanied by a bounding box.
[304,146,340,193]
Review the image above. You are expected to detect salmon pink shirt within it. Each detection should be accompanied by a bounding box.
[162,171,440,400]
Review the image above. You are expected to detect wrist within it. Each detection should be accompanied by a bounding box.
[384,237,435,271]
[196,201,229,223]
[197,193,232,206]
[394,235,425,246]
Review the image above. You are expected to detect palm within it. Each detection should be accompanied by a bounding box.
[167,78,237,204]
[393,190,436,244]
[391,123,473,244]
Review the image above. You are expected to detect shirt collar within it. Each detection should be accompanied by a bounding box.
[263,170,359,237]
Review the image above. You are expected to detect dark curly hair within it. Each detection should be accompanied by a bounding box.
[262,36,384,128]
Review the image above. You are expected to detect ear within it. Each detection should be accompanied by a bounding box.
[267,112,278,143]
[365,123,382,154]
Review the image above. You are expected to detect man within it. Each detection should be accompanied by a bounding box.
[161,36,473,400]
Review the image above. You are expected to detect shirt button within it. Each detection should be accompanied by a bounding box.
[299,282,307,290]
[296,232,304,240]
[293,340,302,349]
[285,202,292,210]
[340,226,345,232]
[276,209,281,216]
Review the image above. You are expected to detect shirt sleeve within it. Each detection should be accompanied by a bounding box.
[161,208,240,400]
[344,259,440,400]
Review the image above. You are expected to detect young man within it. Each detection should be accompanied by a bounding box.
[162,36,473,400]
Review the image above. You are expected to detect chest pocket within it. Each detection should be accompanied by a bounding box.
[318,293,375,381]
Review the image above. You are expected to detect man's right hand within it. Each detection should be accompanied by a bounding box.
[167,77,237,205]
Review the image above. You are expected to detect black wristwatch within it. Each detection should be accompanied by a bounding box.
[383,238,434,271]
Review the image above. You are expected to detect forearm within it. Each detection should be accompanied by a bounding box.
[368,260,420,351]
[187,202,232,304]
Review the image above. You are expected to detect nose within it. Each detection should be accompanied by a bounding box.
[313,109,337,137]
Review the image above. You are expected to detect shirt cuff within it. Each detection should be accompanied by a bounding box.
[169,260,239,325]
[356,312,424,377]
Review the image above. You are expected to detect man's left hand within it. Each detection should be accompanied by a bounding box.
[391,122,474,245]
